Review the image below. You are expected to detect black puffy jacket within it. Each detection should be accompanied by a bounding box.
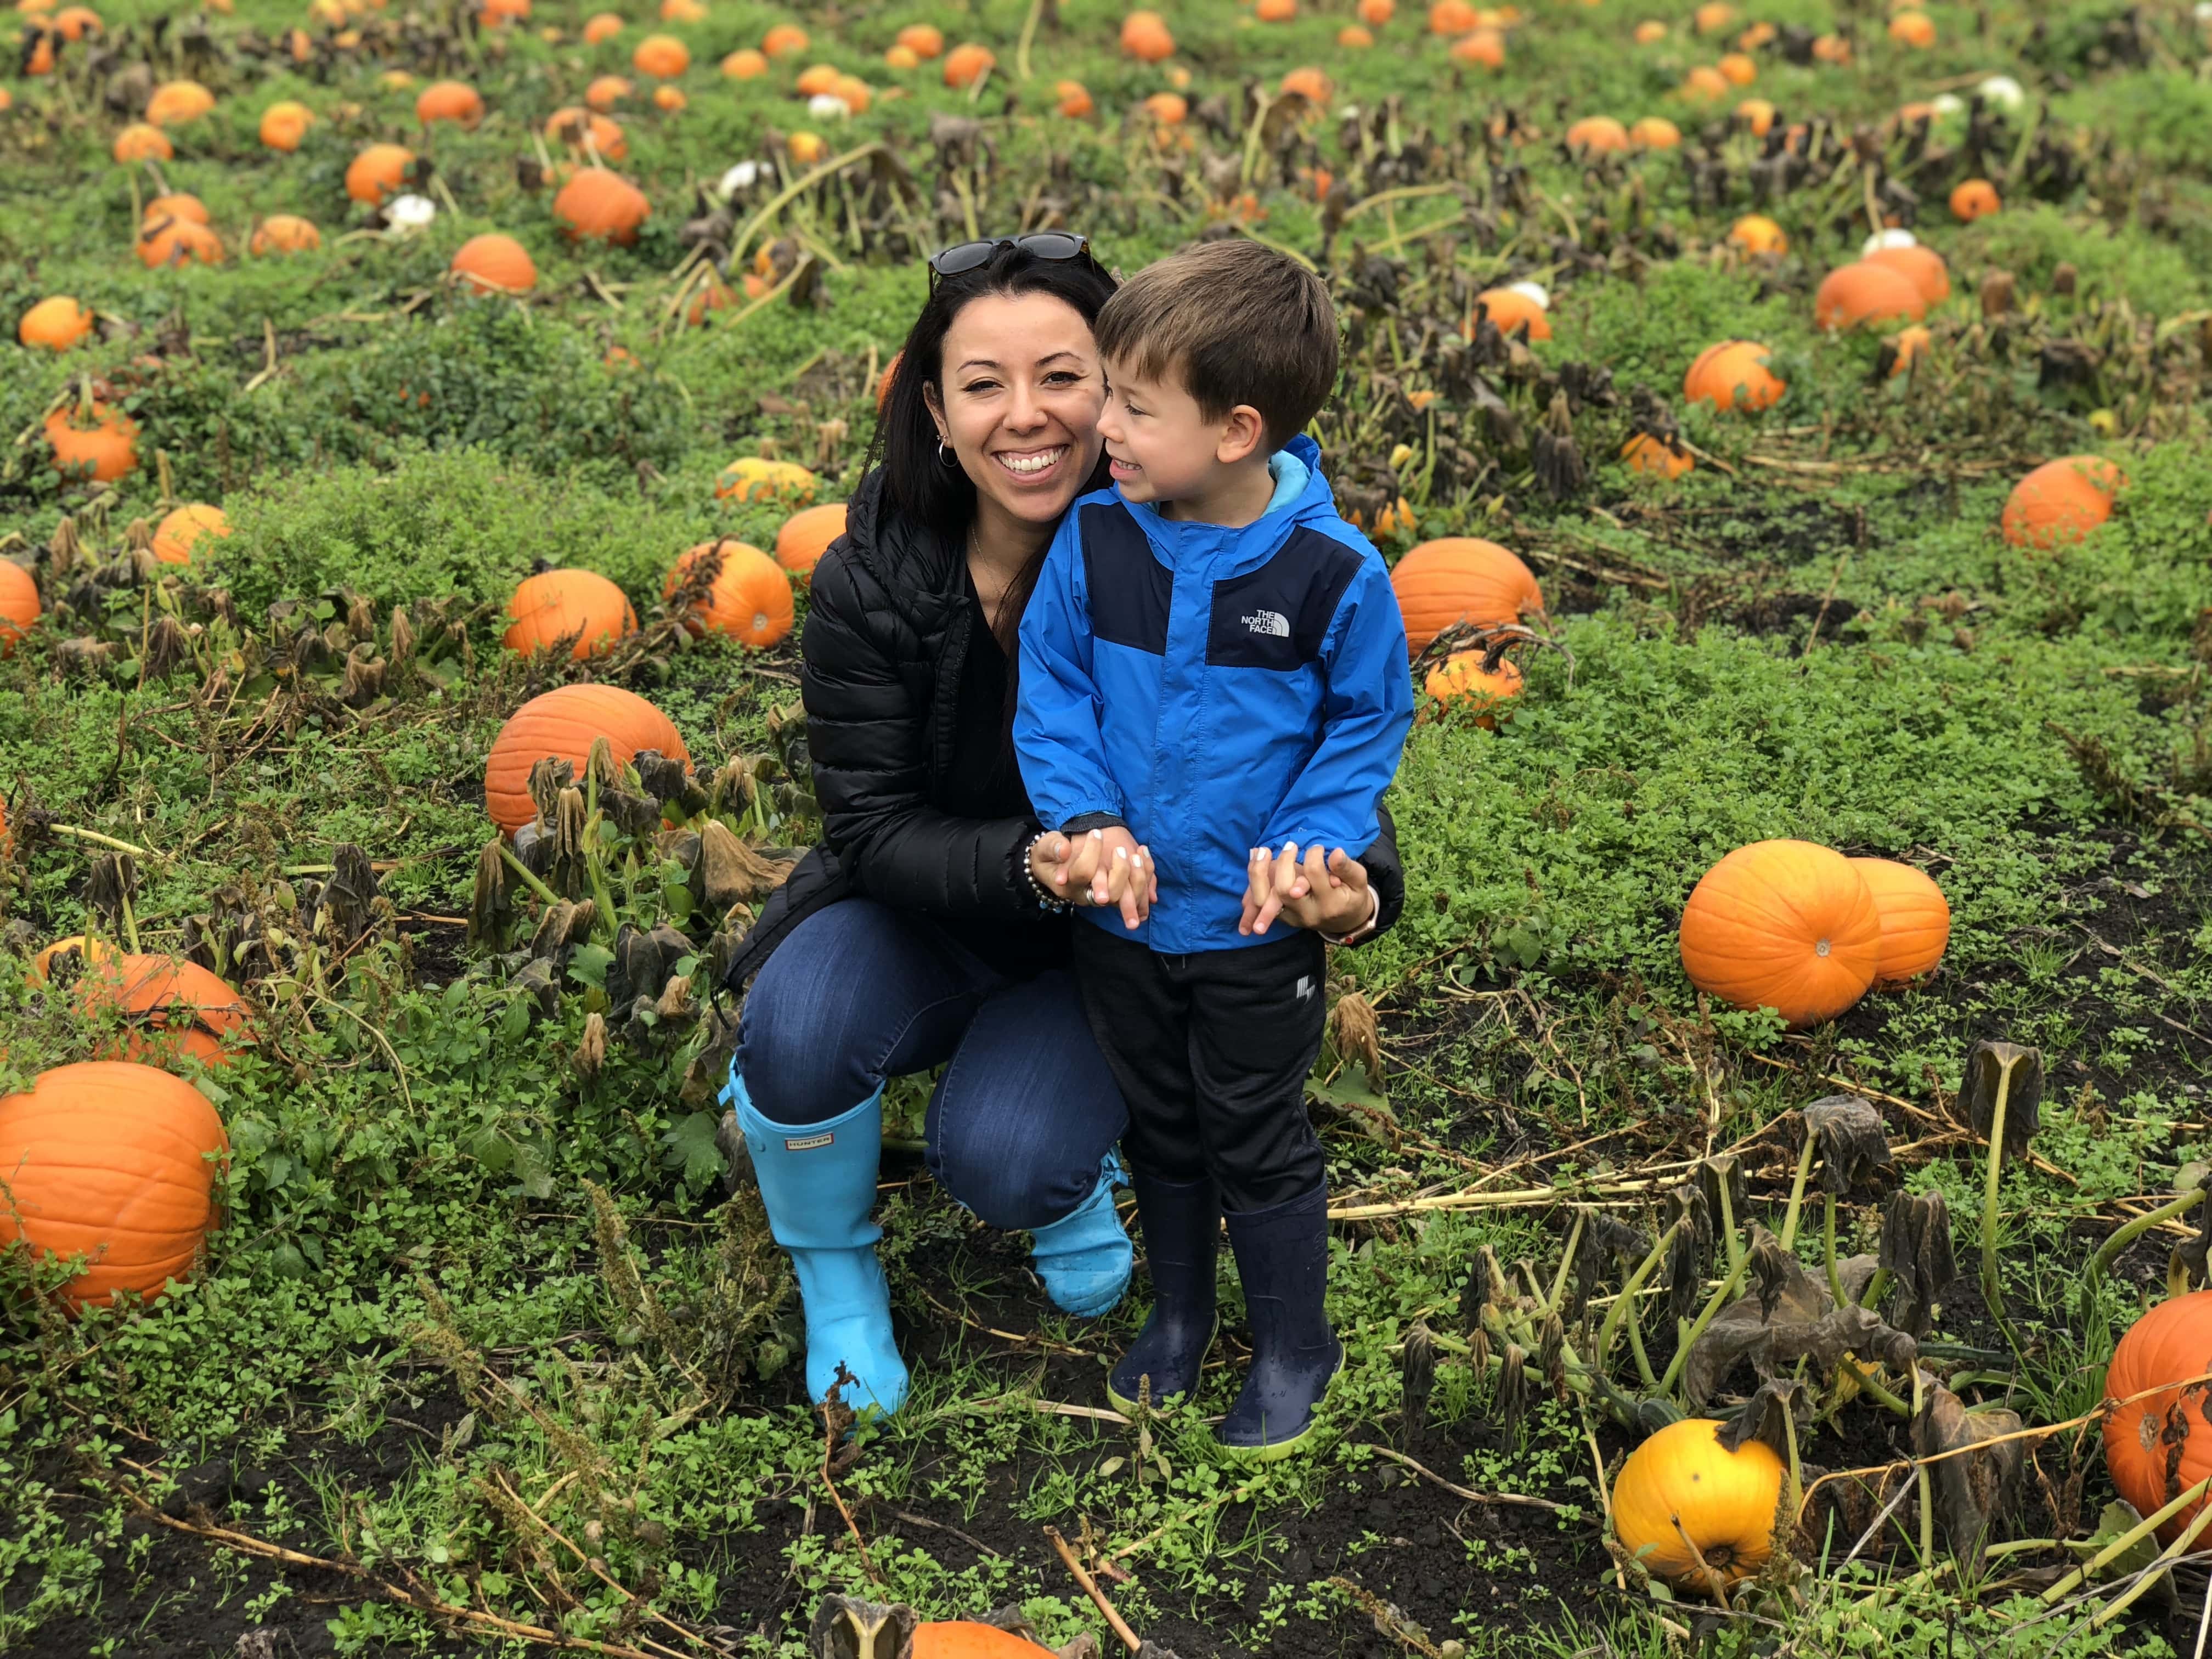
[720,468,1407,995]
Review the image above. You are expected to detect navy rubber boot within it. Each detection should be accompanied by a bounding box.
[1029,1158,1134,1318]
[727,1068,910,1418]
[1217,1182,1342,1460]
[1106,1172,1221,1415]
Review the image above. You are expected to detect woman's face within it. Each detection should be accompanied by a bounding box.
[924,290,1106,543]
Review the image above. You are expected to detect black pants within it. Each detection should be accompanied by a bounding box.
[1071,924,1328,1213]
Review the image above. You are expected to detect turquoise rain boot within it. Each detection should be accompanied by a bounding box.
[726,1068,910,1418]
[1028,1157,1134,1318]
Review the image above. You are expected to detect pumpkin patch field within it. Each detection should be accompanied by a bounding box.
[9,0,2212,1652]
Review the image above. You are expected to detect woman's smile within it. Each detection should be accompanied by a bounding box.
[993,444,1068,479]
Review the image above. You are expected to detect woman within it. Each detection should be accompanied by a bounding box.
[719,235,1403,1419]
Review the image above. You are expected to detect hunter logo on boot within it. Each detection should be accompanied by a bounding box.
[785,1132,835,1151]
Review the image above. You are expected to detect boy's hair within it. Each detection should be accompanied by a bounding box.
[1092,240,1339,449]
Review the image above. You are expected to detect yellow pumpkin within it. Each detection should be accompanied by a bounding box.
[1612,1418,1784,1595]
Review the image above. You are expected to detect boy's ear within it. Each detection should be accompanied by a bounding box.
[1215,403,1268,466]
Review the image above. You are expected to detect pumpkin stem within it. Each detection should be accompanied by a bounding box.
[1543,1208,1586,1318]
[1657,1243,1752,1397]
[495,837,564,909]
[2080,1184,2205,1323]
[1716,1170,1744,1277]
[1776,1127,1818,1254]
[1822,1192,1848,1313]
[1912,1363,1934,1569]
[1594,1216,1683,1376]
[1977,1054,2025,1360]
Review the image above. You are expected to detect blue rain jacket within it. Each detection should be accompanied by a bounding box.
[1015,435,1414,954]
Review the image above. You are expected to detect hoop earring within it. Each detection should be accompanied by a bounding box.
[937,440,962,470]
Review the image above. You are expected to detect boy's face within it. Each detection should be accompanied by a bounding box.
[1097,354,1266,507]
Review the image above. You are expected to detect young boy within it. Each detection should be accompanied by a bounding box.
[1014,239,1414,1459]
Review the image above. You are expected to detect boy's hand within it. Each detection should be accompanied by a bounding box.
[1240,843,1376,938]
[1045,826,1157,930]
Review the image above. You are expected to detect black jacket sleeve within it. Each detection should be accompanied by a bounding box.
[800,549,1042,918]
[1353,803,1407,942]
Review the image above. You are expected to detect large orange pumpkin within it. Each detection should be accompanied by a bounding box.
[76,956,252,1069]
[46,403,139,482]
[145,78,215,125]
[19,296,93,351]
[666,540,795,647]
[1847,857,1949,984]
[1863,244,1950,306]
[774,503,847,578]
[1678,840,1882,1026]
[113,123,173,163]
[1389,538,1544,656]
[1684,340,1785,411]
[1565,116,1630,153]
[554,168,650,244]
[483,685,690,834]
[153,504,230,565]
[258,98,314,150]
[502,569,637,659]
[631,32,689,76]
[345,143,415,205]
[897,22,944,57]
[139,218,225,269]
[0,561,41,656]
[451,233,538,294]
[414,79,484,126]
[1612,1418,1784,1593]
[2001,456,2124,549]
[1814,262,1927,331]
[250,215,323,255]
[1469,287,1549,342]
[2106,1291,2212,1543]
[1120,9,1174,60]
[943,42,995,87]
[0,1061,229,1310]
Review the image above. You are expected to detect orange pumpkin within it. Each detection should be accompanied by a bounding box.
[794,63,841,96]
[2001,456,2124,548]
[1359,0,1395,23]
[0,1061,228,1310]
[631,32,688,76]
[1735,97,1775,137]
[139,217,224,269]
[583,10,623,43]
[1143,92,1188,126]
[29,936,120,984]
[1680,64,1729,101]
[51,4,98,39]
[884,43,921,69]
[19,295,93,351]
[1256,0,1296,22]
[1389,538,1544,656]
[547,106,628,159]
[144,78,215,125]
[503,569,637,659]
[1429,0,1477,32]
[667,540,795,647]
[1633,19,1667,43]
[1338,24,1373,47]
[1950,178,2000,221]
[1565,116,1629,153]
[774,503,847,578]
[1622,433,1694,478]
[1684,340,1785,411]
[152,504,229,565]
[1847,857,1949,984]
[1121,9,1174,60]
[1678,840,1882,1026]
[1726,213,1786,255]
[76,956,251,1069]
[258,98,314,150]
[113,123,174,163]
[721,47,769,77]
[715,456,816,504]
[2104,1292,2212,1543]
[1451,29,1505,69]
[1425,651,1522,725]
[483,685,690,834]
[1054,79,1093,117]
[1864,244,1950,306]
[0,560,40,656]
[1692,1,1735,32]
[46,403,139,482]
[1280,66,1331,105]
[250,215,323,255]
[943,42,994,87]
[584,73,633,110]
[345,143,415,205]
[1886,325,1933,377]
[910,1626,1057,1659]
[1469,287,1549,342]
[554,168,650,243]
[1630,115,1681,149]
[896,22,943,57]
[451,233,538,294]
[1888,9,1934,47]
[760,22,808,56]
[143,192,209,228]
[415,79,484,126]
[1814,262,1927,331]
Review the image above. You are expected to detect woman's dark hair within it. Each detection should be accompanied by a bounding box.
[868,241,1117,653]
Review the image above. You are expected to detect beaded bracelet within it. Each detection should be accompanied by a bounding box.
[1022,832,1071,914]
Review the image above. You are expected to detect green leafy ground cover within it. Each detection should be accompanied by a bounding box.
[4,0,2212,1654]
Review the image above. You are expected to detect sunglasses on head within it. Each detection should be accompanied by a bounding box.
[928,232,1093,287]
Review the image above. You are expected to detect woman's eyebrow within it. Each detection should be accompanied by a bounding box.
[955,357,1000,372]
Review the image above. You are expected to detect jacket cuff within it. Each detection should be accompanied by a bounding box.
[1061,811,1127,834]
[1356,806,1406,939]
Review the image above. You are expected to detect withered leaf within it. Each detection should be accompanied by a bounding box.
[1911,1381,2023,1570]
[1802,1094,1895,1195]
[1960,1040,2044,1167]
[1460,1243,1506,1333]
[1496,1342,1527,1435]
[1877,1190,1957,1338]
[807,1594,917,1659]
[1696,1155,1748,1234]
[527,756,574,831]
[1716,1378,1805,1464]
[1401,1322,1436,1443]
[1683,1246,1898,1408]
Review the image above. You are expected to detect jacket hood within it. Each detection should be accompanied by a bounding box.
[1109,432,1345,572]
[1271,433,1339,524]
[838,466,961,602]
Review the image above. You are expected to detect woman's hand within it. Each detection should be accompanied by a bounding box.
[1239,843,1378,939]
[1032,827,1157,929]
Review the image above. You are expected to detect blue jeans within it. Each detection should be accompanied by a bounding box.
[735,899,1128,1231]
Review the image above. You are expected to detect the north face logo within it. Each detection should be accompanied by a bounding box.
[1242,610,1290,637]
